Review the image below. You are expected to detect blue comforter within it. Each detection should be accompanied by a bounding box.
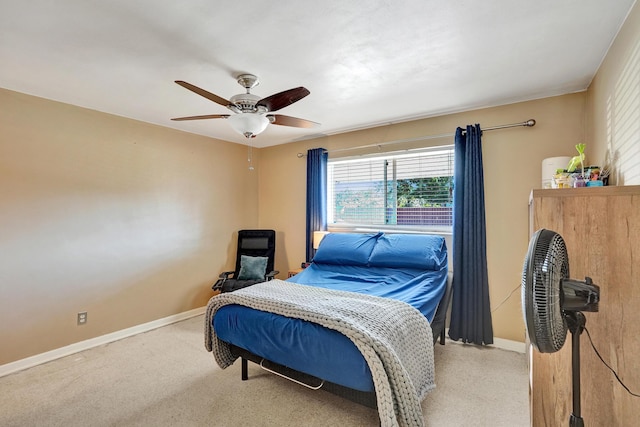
[288,264,446,322]
[213,232,448,392]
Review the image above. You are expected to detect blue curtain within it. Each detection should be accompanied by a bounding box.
[306,148,328,262]
[448,124,494,345]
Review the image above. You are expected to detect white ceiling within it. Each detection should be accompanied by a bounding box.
[1,0,636,148]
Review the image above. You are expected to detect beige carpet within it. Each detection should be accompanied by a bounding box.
[0,315,529,426]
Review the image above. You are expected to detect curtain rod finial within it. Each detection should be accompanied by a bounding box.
[525,119,536,127]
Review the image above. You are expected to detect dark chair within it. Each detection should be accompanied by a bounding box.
[213,230,279,293]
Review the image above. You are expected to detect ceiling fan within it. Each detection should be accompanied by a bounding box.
[172,74,319,139]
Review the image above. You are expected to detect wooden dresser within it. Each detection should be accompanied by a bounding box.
[528,186,640,426]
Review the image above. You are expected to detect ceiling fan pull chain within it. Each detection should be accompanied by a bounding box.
[248,145,254,171]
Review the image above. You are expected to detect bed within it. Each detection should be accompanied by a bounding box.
[205,232,451,427]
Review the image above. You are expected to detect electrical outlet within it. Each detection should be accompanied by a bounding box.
[77,311,87,325]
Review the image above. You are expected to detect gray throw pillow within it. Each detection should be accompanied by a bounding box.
[237,255,268,280]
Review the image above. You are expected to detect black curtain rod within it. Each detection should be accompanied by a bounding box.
[296,119,536,158]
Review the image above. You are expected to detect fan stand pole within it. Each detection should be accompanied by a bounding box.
[566,311,586,427]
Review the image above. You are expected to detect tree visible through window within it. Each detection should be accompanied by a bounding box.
[328,147,454,229]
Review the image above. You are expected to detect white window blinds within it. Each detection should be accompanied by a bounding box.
[327,146,454,229]
[610,36,640,185]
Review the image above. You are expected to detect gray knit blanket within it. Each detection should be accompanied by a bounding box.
[204,279,435,427]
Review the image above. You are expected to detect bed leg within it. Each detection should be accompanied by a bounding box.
[241,358,248,380]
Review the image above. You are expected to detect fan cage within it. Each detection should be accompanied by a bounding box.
[522,229,569,353]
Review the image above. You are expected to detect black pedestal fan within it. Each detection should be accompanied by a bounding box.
[522,229,600,427]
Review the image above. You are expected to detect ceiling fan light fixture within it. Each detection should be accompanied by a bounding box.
[228,113,269,139]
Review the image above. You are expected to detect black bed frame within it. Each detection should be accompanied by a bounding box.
[226,272,453,408]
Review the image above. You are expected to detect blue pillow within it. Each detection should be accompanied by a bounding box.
[368,234,447,271]
[237,255,268,280]
[312,232,381,266]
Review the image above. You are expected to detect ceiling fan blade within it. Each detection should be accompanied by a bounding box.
[175,81,231,107]
[269,114,319,128]
[171,114,230,121]
[256,87,310,112]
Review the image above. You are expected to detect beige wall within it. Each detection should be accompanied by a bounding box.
[260,93,586,342]
[0,88,259,364]
[587,0,640,184]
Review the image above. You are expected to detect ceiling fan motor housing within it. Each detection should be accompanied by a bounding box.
[229,93,262,113]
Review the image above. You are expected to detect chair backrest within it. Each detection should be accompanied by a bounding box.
[233,230,276,276]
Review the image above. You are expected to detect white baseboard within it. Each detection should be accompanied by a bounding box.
[491,337,526,353]
[0,306,206,378]
[444,329,526,353]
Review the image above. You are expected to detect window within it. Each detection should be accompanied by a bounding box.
[327,146,454,231]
